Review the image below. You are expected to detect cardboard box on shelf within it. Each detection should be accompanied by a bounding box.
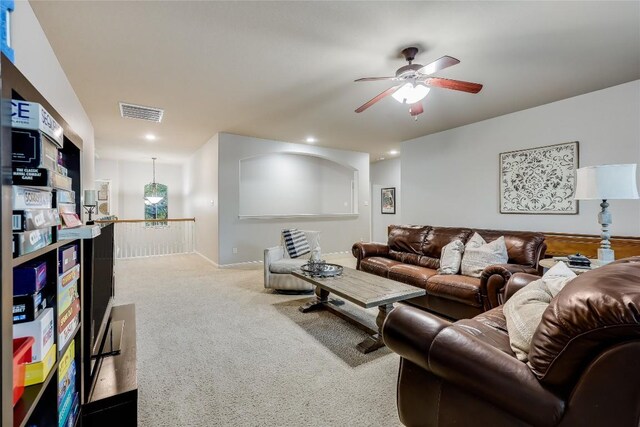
[24,343,56,386]
[58,299,80,334]
[58,339,75,380]
[12,208,60,232]
[59,213,82,229]
[57,203,76,214]
[58,244,78,274]
[58,265,80,314]
[12,227,53,257]
[56,164,68,177]
[12,128,59,171]
[12,291,45,324]
[57,360,76,406]
[11,99,64,147]
[12,167,72,190]
[58,389,78,427]
[12,186,52,210]
[58,340,76,406]
[58,314,78,353]
[56,190,75,204]
[13,308,54,362]
[13,260,47,295]
[58,225,101,240]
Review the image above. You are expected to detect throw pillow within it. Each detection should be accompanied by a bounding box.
[438,239,465,275]
[282,229,311,259]
[465,232,485,250]
[503,262,577,361]
[460,235,509,278]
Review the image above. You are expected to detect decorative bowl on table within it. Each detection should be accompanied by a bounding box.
[300,260,343,278]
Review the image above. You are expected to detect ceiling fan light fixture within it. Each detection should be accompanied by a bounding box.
[391,83,430,104]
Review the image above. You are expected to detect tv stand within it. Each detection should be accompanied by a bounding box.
[82,304,138,427]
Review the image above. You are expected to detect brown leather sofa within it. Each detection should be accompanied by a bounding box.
[382,257,640,427]
[352,225,546,319]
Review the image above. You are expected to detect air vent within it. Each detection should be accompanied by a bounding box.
[119,102,164,123]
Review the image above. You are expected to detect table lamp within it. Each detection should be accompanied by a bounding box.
[574,164,639,263]
[83,189,97,224]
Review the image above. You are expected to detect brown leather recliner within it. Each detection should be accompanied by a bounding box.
[382,256,640,427]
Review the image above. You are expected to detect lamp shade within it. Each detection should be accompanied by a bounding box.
[83,190,96,206]
[145,196,163,204]
[574,164,639,200]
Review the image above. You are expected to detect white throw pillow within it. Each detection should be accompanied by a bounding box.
[465,232,485,250]
[438,239,465,275]
[460,234,509,278]
[503,262,577,361]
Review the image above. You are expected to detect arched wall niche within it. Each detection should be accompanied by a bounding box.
[238,152,359,218]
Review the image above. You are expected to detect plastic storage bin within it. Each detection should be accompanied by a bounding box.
[13,336,34,406]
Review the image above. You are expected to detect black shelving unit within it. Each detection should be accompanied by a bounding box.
[1,54,85,427]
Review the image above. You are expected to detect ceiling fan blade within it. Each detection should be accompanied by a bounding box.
[416,55,460,76]
[355,85,402,113]
[423,77,483,94]
[354,77,397,82]
[409,102,423,116]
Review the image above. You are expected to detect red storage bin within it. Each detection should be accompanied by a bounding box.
[13,336,34,406]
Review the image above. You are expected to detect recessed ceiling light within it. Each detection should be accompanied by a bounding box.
[378,157,385,161]
[306,136,316,143]
[389,150,399,155]
[145,134,156,141]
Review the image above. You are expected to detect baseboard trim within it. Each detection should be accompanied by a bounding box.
[216,250,352,268]
[326,250,351,256]
[116,251,196,260]
[216,260,262,268]
[195,251,220,267]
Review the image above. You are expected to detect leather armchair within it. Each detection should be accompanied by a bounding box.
[383,256,640,427]
[480,263,539,307]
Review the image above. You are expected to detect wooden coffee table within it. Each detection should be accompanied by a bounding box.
[292,267,426,353]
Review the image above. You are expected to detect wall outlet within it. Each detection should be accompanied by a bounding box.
[364,201,369,206]
[232,247,238,254]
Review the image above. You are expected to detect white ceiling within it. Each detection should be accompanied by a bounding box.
[31,1,640,163]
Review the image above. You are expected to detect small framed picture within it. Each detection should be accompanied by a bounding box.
[381,187,396,214]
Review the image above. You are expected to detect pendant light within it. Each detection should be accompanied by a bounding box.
[144,157,164,205]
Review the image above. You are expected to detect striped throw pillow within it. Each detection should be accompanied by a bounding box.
[282,229,311,258]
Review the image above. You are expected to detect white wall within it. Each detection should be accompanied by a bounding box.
[12,2,95,194]
[215,133,370,265]
[371,158,401,243]
[239,153,356,216]
[402,80,640,236]
[184,134,219,264]
[95,159,185,219]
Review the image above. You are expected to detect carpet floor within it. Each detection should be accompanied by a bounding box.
[114,253,402,427]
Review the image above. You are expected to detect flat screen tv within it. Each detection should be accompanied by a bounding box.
[83,222,115,388]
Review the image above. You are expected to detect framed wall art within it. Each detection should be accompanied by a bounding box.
[95,179,111,216]
[381,187,396,214]
[500,141,579,214]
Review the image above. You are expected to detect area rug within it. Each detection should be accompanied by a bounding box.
[273,298,392,367]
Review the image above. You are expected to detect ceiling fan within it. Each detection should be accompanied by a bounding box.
[354,47,483,117]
